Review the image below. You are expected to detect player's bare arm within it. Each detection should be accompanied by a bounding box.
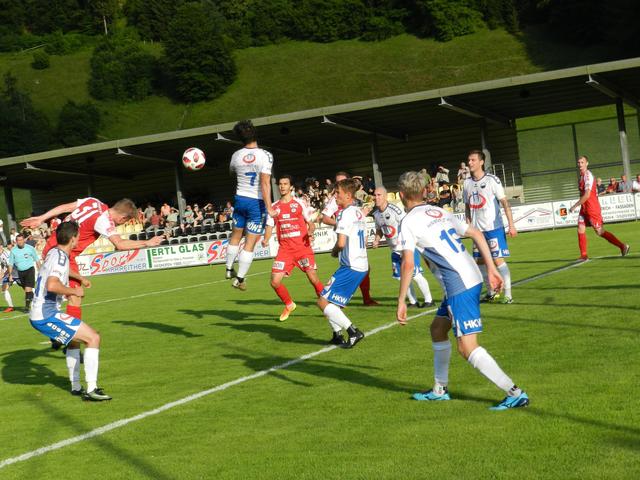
[262,225,273,248]
[464,203,472,224]
[322,214,337,227]
[108,234,163,251]
[46,276,84,298]
[261,173,277,217]
[396,249,414,325]
[331,233,347,257]
[68,269,91,289]
[570,191,590,212]
[466,226,503,292]
[372,228,382,248]
[306,219,316,236]
[20,201,77,228]
[500,198,518,237]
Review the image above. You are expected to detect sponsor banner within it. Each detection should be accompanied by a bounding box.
[311,227,337,252]
[76,249,148,276]
[509,203,555,231]
[598,193,636,223]
[146,240,271,270]
[552,199,580,227]
[636,193,640,218]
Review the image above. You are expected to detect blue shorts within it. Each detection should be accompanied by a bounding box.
[435,283,483,337]
[321,266,367,307]
[232,195,266,235]
[472,228,510,258]
[30,313,82,346]
[391,250,424,280]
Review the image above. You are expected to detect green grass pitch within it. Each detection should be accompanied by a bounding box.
[0,223,638,479]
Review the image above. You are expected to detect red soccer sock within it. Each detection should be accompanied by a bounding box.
[67,305,82,319]
[274,284,293,307]
[578,232,588,258]
[313,281,324,297]
[359,273,372,302]
[602,230,624,250]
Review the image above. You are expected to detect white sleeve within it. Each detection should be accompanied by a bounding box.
[94,211,117,237]
[335,209,350,235]
[449,213,470,237]
[260,151,273,175]
[322,197,338,217]
[584,171,594,192]
[492,177,506,201]
[398,218,416,251]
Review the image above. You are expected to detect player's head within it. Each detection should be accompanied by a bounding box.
[110,198,137,225]
[373,186,388,208]
[577,155,589,172]
[397,171,427,208]
[335,178,358,208]
[56,221,79,248]
[233,120,257,145]
[467,149,485,174]
[335,171,350,183]
[278,175,294,196]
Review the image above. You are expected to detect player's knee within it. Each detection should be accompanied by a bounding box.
[270,278,281,289]
[86,330,101,347]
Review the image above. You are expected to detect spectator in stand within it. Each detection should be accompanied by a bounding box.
[617,174,633,193]
[182,205,195,231]
[596,177,606,195]
[160,202,171,219]
[166,207,179,229]
[9,227,17,244]
[457,162,471,184]
[633,174,640,193]
[605,177,618,194]
[149,209,162,228]
[354,177,368,205]
[438,183,452,209]
[451,184,464,212]
[435,165,450,185]
[222,201,234,219]
[193,204,203,226]
[363,176,375,195]
[143,202,154,225]
[324,178,333,194]
[426,178,439,205]
[217,210,228,223]
[203,203,216,220]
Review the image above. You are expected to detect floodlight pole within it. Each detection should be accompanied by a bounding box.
[370,134,384,188]
[3,186,17,233]
[480,120,492,170]
[616,99,632,181]
[174,161,186,222]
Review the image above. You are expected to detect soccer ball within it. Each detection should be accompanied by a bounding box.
[182,147,206,171]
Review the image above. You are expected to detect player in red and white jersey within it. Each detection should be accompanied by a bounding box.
[21,198,163,320]
[569,156,629,260]
[263,175,324,321]
[321,171,378,306]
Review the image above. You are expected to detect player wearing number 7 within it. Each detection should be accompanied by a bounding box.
[396,171,529,411]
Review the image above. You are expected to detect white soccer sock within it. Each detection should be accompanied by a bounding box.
[65,348,81,391]
[467,346,515,394]
[406,284,417,305]
[498,262,512,298]
[3,289,13,307]
[323,303,352,330]
[413,273,432,303]
[236,249,254,279]
[225,244,240,270]
[479,264,493,295]
[328,319,343,333]
[432,340,451,387]
[84,347,100,392]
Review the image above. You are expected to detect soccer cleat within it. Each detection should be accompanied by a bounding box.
[82,387,112,402]
[489,392,529,411]
[225,268,237,280]
[412,388,451,401]
[279,302,297,322]
[342,327,365,349]
[3,307,13,313]
[419,301,434,308]
[496,296,513,304]
[407,302,419,309]
[71,388,85,396]
[329,331,347,346]
[232,278,246,291]
[621,244,631,257]
[480,293,497,303]
[51,339,63,351]
[363,299,380,306]
[578,255,589,262]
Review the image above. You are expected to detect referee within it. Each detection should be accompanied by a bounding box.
[8,233,41,312]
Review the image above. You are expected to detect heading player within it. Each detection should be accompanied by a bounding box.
[29,222,111,401]
[318,179,367,348]
[263,175,325,321]
[396,171,528,411]
[464,150,516,304]
[21,197,163,321]
[372,186,433,307]
[225,120,275,291]
[569,155,630,260]
[321,171,378,306]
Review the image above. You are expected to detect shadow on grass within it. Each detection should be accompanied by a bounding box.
[231,298,317,308]
[177,308,275,321]
[522,284,640,291]
[214,322,326,345]
[113,320,203,338]
[0,348,67,391]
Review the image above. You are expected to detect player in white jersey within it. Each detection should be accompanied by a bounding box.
[396,171,529,411]
[372,186,433,307]
[0,244,15,312]
[225,120,276,291]
[29,222,111,401]
[318,179,367,348]
[463,149,517,304]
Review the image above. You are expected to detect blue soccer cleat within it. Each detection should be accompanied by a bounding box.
[490,392,529,411]
[412,389,451,401]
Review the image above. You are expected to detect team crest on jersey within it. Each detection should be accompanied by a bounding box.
[469,192,487,209]
[355,210,363,220]
[382,225,396,238]
[242,154,256,164]
[290,203,298,212]
[425,209,443,218]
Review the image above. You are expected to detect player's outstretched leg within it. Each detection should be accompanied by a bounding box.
[3,286,14,312]
[599,229,628,256]
[73,322,112,401]
[494,261,513,304]
[413,316,451,401]
[317,297,363,348]
[66,344,83,395]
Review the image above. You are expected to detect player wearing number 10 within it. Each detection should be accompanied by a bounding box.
[396,171,528,411]
[226,120,276,290]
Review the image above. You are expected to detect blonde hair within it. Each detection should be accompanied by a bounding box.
[112,198,138,220]
[398,171,427,200]
[336,178,358,196]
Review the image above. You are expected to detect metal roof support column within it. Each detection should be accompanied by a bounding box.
[271,176,280,201]
[616,99,632,181]
[480,120,492,170]
[3,186,16,234]
[174,162,186,223]
[370,134,383,188]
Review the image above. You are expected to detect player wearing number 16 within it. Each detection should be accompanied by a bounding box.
[396,171,528,411]
[225,120,276,291]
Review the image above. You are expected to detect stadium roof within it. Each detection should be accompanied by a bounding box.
[2,56,640,191]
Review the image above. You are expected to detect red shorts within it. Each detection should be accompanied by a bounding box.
[272,248,317,276]
[69,255,81,288]
[578,208,603,229]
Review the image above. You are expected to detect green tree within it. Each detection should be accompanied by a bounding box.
[125,0,186,41]
[56,101,101,147]
[163,2,236,103]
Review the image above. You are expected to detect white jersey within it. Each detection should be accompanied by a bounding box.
[230,147,273,200]
[0,249,9,278]
[398,204,482,298]
[463,173,505,231]
[372,202,405,251]
[335,205,368,272]
[322,195,339,218]
[30,248,70,321]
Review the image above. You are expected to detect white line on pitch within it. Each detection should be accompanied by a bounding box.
[0,258,594,470]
